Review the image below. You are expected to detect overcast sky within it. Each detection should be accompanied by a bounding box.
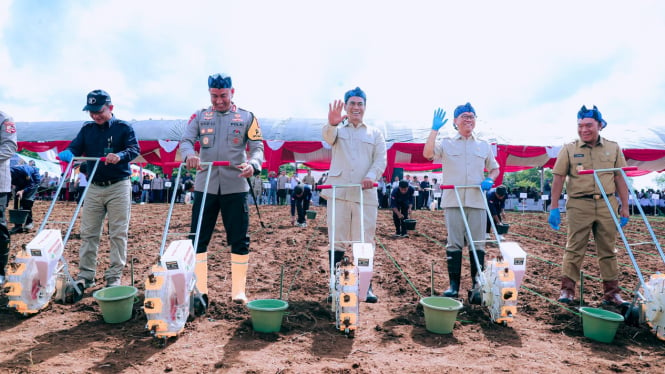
[1,0,663,186]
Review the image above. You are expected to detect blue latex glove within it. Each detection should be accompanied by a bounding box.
[431,108,448,131]
[58,150,74,162]
[481,177,494,191]
[620,216,629,228]
[548,208,560,230]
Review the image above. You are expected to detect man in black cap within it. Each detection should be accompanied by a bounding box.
[390,180,414,238]
[0,110,18,286]
[180,73,264,305]
[9,163,41,234]
[58,90,140,290]
[486,185,507,239]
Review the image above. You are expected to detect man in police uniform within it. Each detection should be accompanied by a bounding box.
[59,90,140,289]
[180,73,264,305]
[548,105,630,309]
[0,111,18,286]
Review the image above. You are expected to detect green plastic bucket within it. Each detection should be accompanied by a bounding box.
[580,307,624,343]
[419,296,463,334]
[246,299,289,333]
[93,286,138,324]
[306,210,317,219]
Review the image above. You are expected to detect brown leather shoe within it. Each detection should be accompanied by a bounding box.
[558,276,575,304]
[602,280,628,307]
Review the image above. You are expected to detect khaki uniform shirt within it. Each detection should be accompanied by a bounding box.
[180,105,264,195]
[434,133,499,209]
[552,137,626,197]
[302,174,316,187]
[277,175,289,189]
[321,121,387,205]
[0,111,18,193]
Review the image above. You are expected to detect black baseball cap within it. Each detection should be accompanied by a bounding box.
[82,89,112,112]
[399,180,409,188]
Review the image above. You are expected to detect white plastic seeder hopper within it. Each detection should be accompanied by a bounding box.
[4,157,105,315]
[319,183,377,337]
[441,184,527,326]
[579,167,665,340]
[143,161,229,343]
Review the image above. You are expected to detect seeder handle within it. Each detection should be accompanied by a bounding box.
[578,166,638,175]
[440,185,455,190]
[160,161,231,168]
[318,183,379,189]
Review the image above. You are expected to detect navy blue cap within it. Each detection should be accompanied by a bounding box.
[344,87,366,103]
[208,73,233,89]
[454,102,476,118]
[577,105,607,129]
[398,180,409,188]
[82,90,112,111]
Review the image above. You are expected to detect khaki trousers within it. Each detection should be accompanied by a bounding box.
[563,196,619,282]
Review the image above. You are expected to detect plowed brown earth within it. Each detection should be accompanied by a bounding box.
[1,200,664,373]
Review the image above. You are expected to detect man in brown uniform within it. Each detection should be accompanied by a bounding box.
[548,105,630,309]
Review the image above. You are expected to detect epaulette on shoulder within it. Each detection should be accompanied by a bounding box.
[235,107,251,115]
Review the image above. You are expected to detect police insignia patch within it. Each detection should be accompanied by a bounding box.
[4,121,16,134]
[188,113,197,125]
[248,117,262,140]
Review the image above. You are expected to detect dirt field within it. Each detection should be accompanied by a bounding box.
[1,200,664,374]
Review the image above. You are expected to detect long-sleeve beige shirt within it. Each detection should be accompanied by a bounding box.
[434,132,499,209]
[321,121,387,205]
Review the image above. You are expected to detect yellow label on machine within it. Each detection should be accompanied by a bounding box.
[501,306,517,318]
[145,275,165,290]
[339,313,358,329]
[8,300,38,314]
[146,320,168,333]
[7,262,26,276]
[339,293,358,307]
[501,287,518,301]
[144,298,164,313]
[4,282,22,296]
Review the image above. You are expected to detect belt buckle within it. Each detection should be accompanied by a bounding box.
[593,194,601,200]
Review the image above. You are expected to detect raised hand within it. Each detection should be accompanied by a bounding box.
[328,99,347,126]
[431,108,448,131]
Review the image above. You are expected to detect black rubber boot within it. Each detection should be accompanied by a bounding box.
[469,251,485,289]
[366,282,378,303]
[329,250,345,272]
[443,251,462,297]
[0,239,9,277]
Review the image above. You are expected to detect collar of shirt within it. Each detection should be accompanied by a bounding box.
[452,132,478,141]
[579,137,604,148]
[208,103,237,114]
[340,120,366,129]
[107,114,118,128]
